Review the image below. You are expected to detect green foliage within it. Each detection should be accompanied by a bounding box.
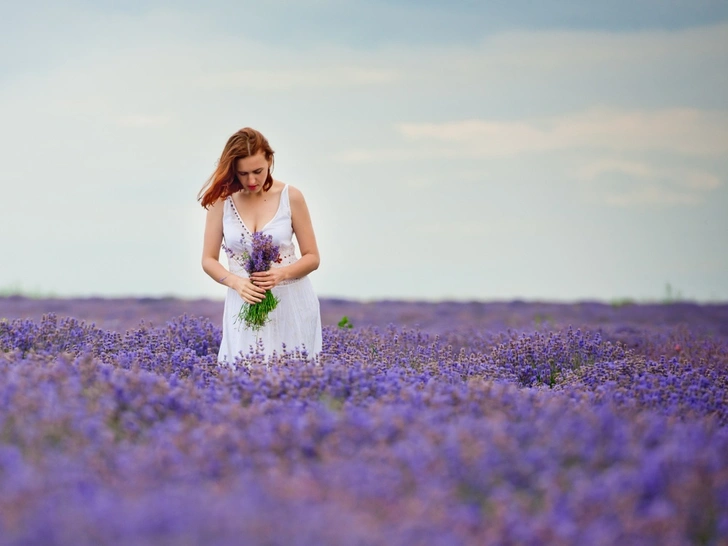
[236,290,280,331]
[610,298,636,308]
[533,313,554,328]
[338,316,353,329]
[662,282,684,304]
[0,282,58,299]
[610,282,689,307]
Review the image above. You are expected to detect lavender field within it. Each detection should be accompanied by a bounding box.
[1,296,727,545]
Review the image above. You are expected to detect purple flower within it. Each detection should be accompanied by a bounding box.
[237,232,280,330]
[244,232,280,275]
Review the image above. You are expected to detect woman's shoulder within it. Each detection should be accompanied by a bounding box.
[283,183,306,203]
[269,179,287,196]
[206,194,227,213]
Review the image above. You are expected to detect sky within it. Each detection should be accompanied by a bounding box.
[1,0,727,303]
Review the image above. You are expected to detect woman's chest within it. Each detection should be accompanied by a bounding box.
[224,198,292,249]
[230,192,283,233]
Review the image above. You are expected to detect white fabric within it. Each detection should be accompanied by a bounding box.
[217,184,322,365]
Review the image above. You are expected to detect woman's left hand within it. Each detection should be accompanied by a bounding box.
[250,268,288,290]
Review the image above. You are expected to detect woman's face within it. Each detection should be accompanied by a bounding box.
[235,152,269,193]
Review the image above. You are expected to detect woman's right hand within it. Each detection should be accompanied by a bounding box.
[230,276,267,304]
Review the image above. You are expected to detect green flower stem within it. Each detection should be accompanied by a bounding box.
[235,290,280,331]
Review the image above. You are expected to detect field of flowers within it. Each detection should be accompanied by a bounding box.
[1,296,727,545]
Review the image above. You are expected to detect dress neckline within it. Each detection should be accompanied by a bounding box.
[229,185,287,234]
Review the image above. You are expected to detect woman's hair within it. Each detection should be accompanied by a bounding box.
[197,127,275,208]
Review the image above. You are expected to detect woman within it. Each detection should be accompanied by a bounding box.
[198,127,322,365]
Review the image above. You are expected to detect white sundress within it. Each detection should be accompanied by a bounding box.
[217,184,322,365]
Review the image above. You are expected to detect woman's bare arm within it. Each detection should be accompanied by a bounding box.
[285,185,320,279]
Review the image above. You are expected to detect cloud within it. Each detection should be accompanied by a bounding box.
[602,185,702,207]
[395,108,728,157]
[335,105,728,217]
[576,159,721,188]
[576,158,722,207]
[335,106,727,207]
[680,172,722,191]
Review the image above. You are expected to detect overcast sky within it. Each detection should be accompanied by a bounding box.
[1,0,727,302]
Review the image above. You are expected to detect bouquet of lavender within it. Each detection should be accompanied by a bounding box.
[236,232,281,331]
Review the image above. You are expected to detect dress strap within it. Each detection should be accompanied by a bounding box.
[282,184,291,215]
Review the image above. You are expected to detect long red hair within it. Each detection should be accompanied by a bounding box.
[198,127,275,208]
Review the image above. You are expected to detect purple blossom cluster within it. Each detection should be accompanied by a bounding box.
[0,304,727,544]
[3,296,726,337]
[237,231,281,329]
[245,231,280,274]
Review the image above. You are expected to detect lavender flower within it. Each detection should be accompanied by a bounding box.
[1,299,727,544]
[237,231,280,331]
[244,231,280,276]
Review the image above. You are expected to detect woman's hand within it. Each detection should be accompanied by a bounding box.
[230,276,267,304]
[249,267,288,291]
